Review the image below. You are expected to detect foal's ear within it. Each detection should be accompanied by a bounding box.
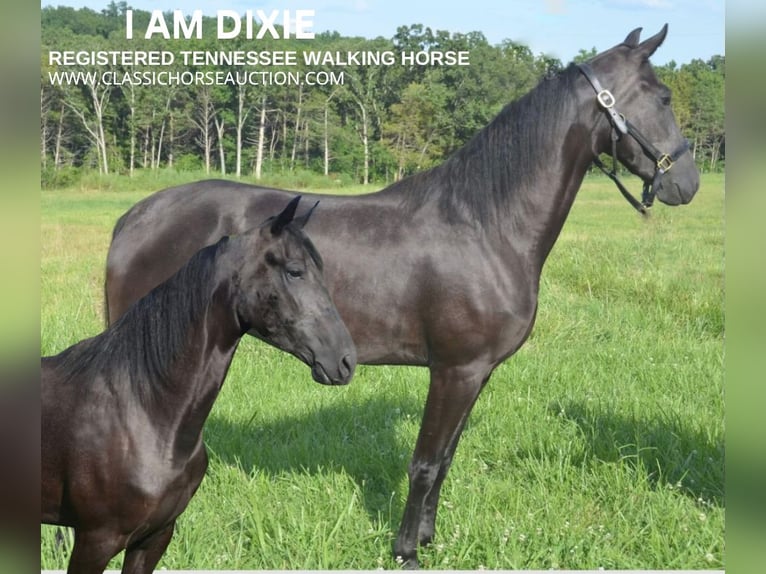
[634,23,668,59]
[270,195,302,235]
[294,200,320,229]
[623,27,642,48]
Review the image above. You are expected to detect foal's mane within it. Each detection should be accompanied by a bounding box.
[397,64,580,225]
[53,237,230,403]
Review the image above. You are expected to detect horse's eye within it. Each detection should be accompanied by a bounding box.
[661,95,672,106]
[285,266,303,279]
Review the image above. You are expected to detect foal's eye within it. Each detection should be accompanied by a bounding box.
[661,94,672,106]
[285,266,303,279]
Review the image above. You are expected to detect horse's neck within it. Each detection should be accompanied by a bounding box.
[156,262,244,456]
[491,102,597,270]
[510,134,593,268]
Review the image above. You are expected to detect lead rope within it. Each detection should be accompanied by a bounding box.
[591,127,649,216]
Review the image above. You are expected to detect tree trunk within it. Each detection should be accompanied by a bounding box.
[54,102,65,169]
[40,87,48,169]
[142,120,150,168]
[254,94,267,180]
[215,114,226,176]
[93,90,109,175]
[235,85,249,178]
[192,88,214,174]
[281,111,288,166]
[129,102,135,176]
[323,103,330,176]
[65,82,111,175]
[155,117,165,169]
[710,136,722,171]
[290,85,303,170]
[358,100,369,185]
[167,112,174,169]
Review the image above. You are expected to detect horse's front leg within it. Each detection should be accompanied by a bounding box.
[121,521,175,574]
[66,528,125,574]
[393,362,492,569]
[415,364,488,549]
[121,449,208,574]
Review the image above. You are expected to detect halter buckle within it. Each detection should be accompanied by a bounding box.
[597,89,616,109]
[656,154,674,173]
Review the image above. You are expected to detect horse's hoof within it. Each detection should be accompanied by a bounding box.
[418,533,434,547]
[394,552,419,570]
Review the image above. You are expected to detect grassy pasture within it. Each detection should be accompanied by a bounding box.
[40,172,724,570]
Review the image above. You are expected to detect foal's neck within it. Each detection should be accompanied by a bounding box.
[160,251,245,458]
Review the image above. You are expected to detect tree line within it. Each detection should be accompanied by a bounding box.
[41,3,725,186]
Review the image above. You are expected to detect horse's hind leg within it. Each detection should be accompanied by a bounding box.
[121,521,175,574]
[393,362,491,569]
[66,529,123,574]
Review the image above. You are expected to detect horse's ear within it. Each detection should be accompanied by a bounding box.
[623,27,642,48]
[294,200,320,229]
[270,195,302,235]
[635,23,668,59]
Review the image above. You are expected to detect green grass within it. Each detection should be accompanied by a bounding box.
[40,172,725,570]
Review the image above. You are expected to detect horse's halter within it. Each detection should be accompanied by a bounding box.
[577,63,690,215]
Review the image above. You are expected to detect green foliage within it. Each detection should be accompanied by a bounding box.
[573,47,598,64]
[40,174,724,570]
[657,57,725,171]
[40,165,81,189]
[173,152,203,172]
[383,81,451,177]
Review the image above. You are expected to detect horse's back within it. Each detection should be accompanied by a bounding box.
[106,180,293,322]
[110,179,290,246]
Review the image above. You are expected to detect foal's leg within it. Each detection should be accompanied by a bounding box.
[121,521,175,574]
[66,529,124,574]
[393,362,491,569]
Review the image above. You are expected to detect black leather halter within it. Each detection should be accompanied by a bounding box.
[578,63,690,215]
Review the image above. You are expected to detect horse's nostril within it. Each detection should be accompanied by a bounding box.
[340,354,353,378]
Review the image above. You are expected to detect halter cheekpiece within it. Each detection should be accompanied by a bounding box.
[577,63,690,215]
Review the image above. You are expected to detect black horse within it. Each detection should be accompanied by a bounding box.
[103,26,699,568]
[42,197,356,574]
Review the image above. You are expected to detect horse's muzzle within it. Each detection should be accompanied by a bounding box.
[656,178,699,206]
[654,153,700,206]
[311,353,355,385]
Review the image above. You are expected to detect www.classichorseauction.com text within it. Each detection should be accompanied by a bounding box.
[45,8,471,88]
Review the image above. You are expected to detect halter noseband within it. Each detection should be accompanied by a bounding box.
[577,63,690,215]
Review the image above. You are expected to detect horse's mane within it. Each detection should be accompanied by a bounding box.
[51,237,229,404]
[396,63,580,225]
